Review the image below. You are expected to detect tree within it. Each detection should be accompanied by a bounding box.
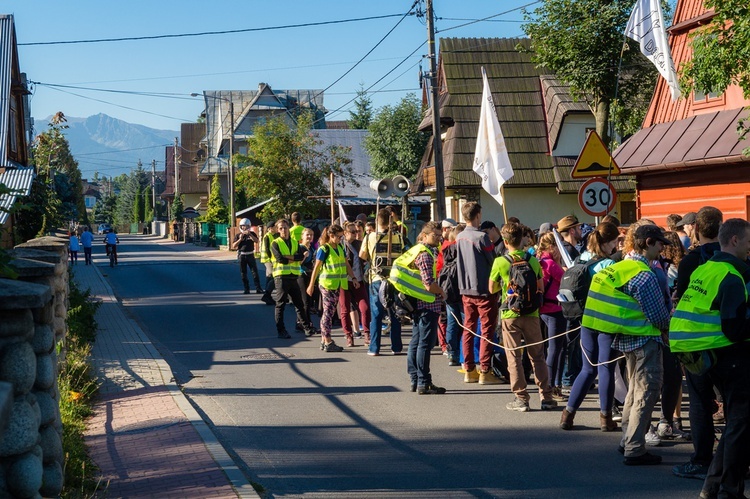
[171,194,184,222]
[144,185,154,222]
[681,0,750,153]
[203,174,229,224]
[348,84,373,129]
[234,111,356,221]
[364,94,428,180]
[522,0,666,145]
[115,164,149,226]
[132,184,145,223]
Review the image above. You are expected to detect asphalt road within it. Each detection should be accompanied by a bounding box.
[97,235,703,499]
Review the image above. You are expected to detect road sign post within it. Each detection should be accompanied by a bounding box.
[578,177,617,217]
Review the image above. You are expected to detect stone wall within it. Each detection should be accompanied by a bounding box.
[0,236,69,497]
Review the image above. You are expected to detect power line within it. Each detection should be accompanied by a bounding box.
[436,1,540,33]
[30,82,196,101]
[75,144,172,156]
[19,13,410,46]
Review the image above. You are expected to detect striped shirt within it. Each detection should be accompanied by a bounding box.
[415,245,442,314]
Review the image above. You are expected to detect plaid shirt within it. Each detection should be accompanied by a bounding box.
[612,252,668,353]
[415,245,442,313]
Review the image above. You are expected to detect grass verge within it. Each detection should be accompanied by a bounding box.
[59,273,102,498]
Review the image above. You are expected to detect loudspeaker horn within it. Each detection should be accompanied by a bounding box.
[370,178,394,198]
[392,175,411,198]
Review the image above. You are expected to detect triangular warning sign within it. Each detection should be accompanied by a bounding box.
[571,131,621,179]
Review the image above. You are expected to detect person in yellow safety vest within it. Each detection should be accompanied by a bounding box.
[260,222,278,306]
[289,211,304,244]
[669,218,750,498]
[582,223,671,466]
[389,221,447,395]
[270,219,316,339]
[307,224,359,352]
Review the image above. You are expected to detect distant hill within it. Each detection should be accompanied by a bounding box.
[34,114,178,180]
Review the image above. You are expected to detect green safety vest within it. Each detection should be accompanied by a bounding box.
[389,244,436,303]
[319,244,348,291]
[260,233,275,263]
[669,260,747,353]
[290,224,304,244]
[272,238,301,277]
[582,259,661,337]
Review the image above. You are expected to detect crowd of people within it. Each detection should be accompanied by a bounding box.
[232,203,750,497]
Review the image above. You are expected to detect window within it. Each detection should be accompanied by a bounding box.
[693,88,724,111]
[8,100,17,154]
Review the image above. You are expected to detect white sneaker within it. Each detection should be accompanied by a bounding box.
[657,421,673,439]
[657,420,692,440]
[646,424,662,447]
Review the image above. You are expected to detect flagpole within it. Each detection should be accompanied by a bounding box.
[603,33,629,218]
[500,186,508,224]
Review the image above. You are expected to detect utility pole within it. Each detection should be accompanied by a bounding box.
[151,159,157,222]
[426,0,447,221]
[329,171,335,222]
[174,136,180,201]
[228,99,236,228]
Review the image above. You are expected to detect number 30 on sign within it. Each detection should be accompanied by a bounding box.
[577,177,617,217]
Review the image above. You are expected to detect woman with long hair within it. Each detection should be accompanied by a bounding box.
[307,224,359,352]
[560,222,621,431]
[536,232,567,400]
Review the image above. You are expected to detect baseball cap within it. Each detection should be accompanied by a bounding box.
[539,222,553,235]
[265,221,275,229]
[635,225,672,245]
[479,221,497,231]
[675,212,696,227]
[441,218,457,229]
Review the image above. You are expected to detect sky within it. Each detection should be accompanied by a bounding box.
[10,0,535,133]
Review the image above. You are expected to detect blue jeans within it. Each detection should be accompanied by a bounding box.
[369,281,402,354]
[567,326,616,414]
[541,311,567,386]
[445,301,464,360]
[407,309,439,387]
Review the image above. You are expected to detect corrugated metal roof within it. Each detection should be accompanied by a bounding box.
[0,164,35,224]
[315,129,375,198]
[0,15,15,168]
[552,156,634,194]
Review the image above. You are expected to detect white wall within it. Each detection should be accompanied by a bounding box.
[552,114,596,157]
[479,187,595,229]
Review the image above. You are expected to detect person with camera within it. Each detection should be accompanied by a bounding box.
[390,222,447,394]
[231,218,263,295]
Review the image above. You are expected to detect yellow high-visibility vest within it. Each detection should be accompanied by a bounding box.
[389,244,436,303]
[272,238,301,277]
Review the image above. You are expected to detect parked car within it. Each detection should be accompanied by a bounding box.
[97,223,112,235]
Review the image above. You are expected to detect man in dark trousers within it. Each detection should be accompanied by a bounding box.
[670,218,750,498]
[231,218,263,294]
[271,219,316,339]
[260,221,279,305]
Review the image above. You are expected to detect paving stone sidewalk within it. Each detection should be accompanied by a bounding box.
[73,244,257,498]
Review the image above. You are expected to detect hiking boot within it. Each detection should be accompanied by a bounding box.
[645,424,662,447]
[479,370,502,385]
[323,341,344,353]
[657,421,690,440]
[713,402,725,423]
[600,411,618,432]
[418,383,447,395]
[410,382,417,393]
[447,356,460,367]
[541,398,558,411]
[624,452,662,466]
[560,409,575,430]
[506,397,530,412]
[551,386,568,401]
[671,419,692,440]
[464,368,480,383]
[305,328,318,337]
[277,330,291,339]
[346,336,355,347]
[363,332,371,347]
[672,461,709,480]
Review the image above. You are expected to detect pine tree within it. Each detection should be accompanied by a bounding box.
[204,174,229,224]
[348,84,373,129]
[172,194,184,222]
[144,185,154,222]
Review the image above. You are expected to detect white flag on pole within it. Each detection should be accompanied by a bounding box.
[338,200,348,224]
[473,67,514,206]
[625,0,681,100]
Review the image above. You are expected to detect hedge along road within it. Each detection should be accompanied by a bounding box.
[99,234,699,498]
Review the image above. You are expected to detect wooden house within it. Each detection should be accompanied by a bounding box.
[613,0,750,224]
[416,37,634,228]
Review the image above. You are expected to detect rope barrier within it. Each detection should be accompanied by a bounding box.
[448,309,628,367]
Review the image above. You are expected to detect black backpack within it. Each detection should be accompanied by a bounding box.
[501,253,540,315]
[558,257,603,321]
[437,245,461,305]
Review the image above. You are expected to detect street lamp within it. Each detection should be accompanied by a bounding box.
[192,92,235,228]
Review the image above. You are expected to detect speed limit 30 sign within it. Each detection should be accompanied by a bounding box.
[578,177,617,217]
